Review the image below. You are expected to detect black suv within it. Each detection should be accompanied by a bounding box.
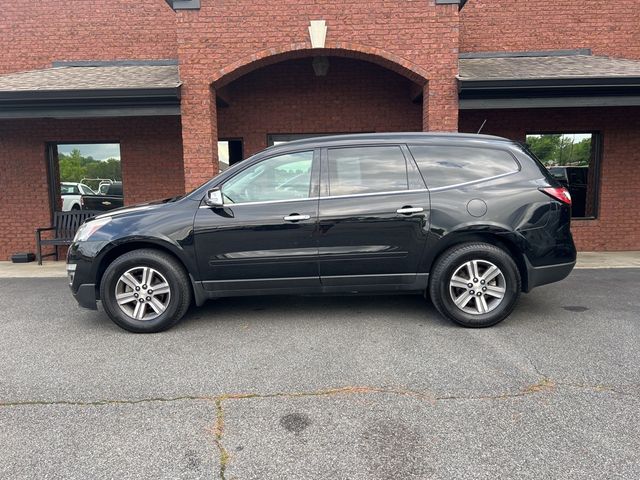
[67,133,576,332]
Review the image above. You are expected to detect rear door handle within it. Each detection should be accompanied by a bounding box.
[283,214,311,222]
[396,207,424,215]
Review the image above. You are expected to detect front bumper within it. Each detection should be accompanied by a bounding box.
[526,259,576,291]
[72,283,98,310]
[67,245,101,310]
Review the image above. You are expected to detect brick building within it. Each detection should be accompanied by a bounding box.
[0,0,639,259]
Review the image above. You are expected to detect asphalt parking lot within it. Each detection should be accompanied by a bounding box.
[1,268,639,479]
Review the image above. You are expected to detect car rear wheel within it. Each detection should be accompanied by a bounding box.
[428,242,521,327]
[100,249,192,333]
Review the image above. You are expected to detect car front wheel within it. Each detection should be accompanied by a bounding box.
[428,242,521,328]
[100,249,192,333]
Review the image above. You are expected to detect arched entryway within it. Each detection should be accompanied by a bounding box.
[215,55,425,166]
[178,45,454,190]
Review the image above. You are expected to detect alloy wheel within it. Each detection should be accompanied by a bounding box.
[114,266,171,321]
[449,259,506,315]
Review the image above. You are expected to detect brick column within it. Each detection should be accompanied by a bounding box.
[423,76,459,132]
[180,82,219,192]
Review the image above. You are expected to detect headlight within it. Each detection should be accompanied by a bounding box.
[74,217,112,242]
[66,263,77,286]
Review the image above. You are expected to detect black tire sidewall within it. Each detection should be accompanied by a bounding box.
[431,244,520,328]
[100,251,188,333]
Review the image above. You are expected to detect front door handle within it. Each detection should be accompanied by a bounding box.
[396,207,424,215]
[283,214,311,222]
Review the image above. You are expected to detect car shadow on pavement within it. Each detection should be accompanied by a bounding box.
[178,293,466,331]
[77,280,575,333]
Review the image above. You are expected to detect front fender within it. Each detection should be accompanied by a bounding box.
[95,232,197,277]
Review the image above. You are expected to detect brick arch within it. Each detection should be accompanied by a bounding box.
[211,42,429,88]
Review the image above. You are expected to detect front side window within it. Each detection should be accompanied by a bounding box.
[222,151,314,204]
[526,133,600,218]
[327,146,408,196]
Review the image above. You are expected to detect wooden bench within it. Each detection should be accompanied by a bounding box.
[35,211,100,265]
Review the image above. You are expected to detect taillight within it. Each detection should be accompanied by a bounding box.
[540,187,572,206]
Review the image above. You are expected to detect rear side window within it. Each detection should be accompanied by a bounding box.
[408,145,519,189]
[327,146,408,196]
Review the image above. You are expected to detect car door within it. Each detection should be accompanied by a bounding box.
[194,149,321,293]
[318,144,430,287]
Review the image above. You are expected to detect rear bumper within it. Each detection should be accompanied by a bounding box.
[72,283,98,310]
[525,259,576,291]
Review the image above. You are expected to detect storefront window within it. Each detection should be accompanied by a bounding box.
[526,133,600,218]
[48,143,123,212]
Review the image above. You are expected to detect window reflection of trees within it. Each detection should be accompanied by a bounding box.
[526,133,598,218]
[58,148,122,191]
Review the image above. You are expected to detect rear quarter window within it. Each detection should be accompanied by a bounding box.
[408,145,520,189]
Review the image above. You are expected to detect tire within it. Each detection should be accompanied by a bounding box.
[428,242,521,328]
[100,249,192,333]
[71,204,81,210]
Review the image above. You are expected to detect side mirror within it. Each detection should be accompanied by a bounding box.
[205,188,224,207]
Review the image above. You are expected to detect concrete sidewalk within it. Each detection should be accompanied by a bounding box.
[0,261,67,278]
[574,251,640,269]
[0,251,638,278]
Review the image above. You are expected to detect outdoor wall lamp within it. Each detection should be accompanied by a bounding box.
[312,56,330,76]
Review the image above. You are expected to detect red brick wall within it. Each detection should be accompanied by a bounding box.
[459,107,640,251]
[460,0,640,59]
[177,0,461,190]
[0,117,184,260]
[0,0,177,74]
[218,57,423,156]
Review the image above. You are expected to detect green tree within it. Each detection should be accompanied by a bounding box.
[58,149,122,184]
[527,134,592,167]
[569,138,592,166]
[58,149,87,182]
[85,158,122,181]
[527,134,562,166]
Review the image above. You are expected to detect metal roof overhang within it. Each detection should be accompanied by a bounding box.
[0,87,181,119]
[458,77,640,110]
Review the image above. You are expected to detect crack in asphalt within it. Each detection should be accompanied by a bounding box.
[2,381,637,480]
[0,395,214,408]
[526,359,640,399]
[1,379,635,409]
[212,397,230,480]
[553,382,639,398]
